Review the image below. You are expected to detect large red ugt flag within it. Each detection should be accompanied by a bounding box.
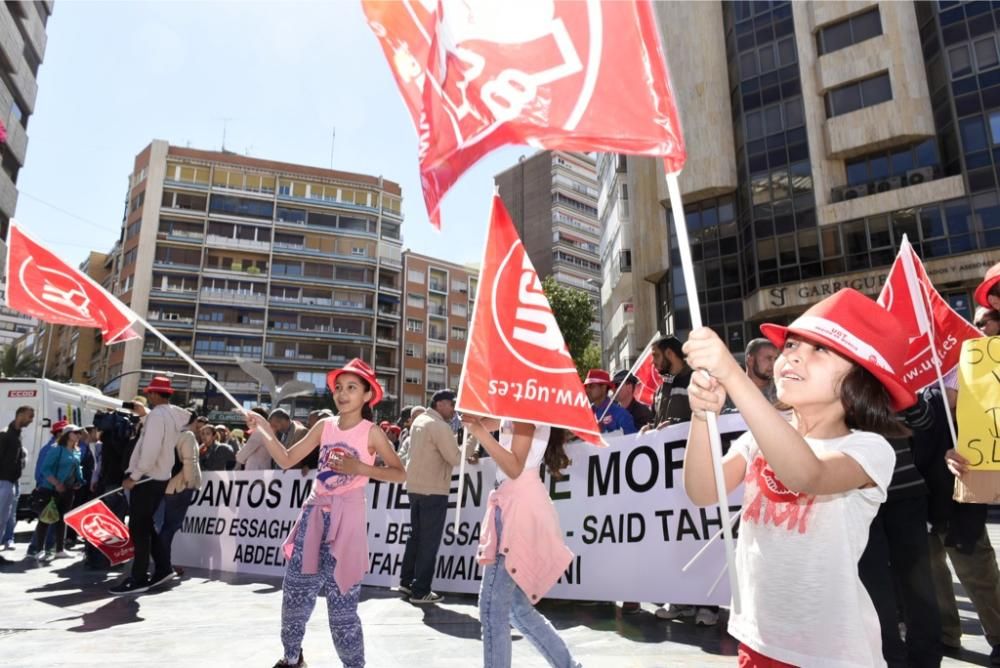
[64,499,135,566]
[5,222,140,343]
[363,0,686,227]
[456,196,602,445]
[877,236,980,392]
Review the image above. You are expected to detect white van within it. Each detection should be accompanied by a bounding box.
[0,378,123,498]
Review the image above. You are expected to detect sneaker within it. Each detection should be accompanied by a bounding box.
[621,602,642,615]
[272,651,306,668]
[26,548,39,560]
[655,604,695,620]
[695,607,719,626]
[410,591,444,604]
[39,550,55,563]
[109,577,151,596]
[398,585,412,596]
[173,566,185,577]
[149,570,176,589]
[3,541,14,551]
[52,550,72,559]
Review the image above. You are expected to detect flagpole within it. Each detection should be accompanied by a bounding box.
[666,169,740,613]
[132,314,243,410]
[599,331,662,421]
[453,426,468,537]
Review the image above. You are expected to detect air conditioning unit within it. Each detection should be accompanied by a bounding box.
[839,185,869,201]
[872,176,903,193]
[906,166,934,186]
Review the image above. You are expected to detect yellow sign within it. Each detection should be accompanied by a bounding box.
[957,337,1000,469]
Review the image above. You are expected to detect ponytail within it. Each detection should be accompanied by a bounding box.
[544,427,571,479]
[362,403,374,422]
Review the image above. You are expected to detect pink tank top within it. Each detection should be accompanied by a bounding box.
[311,417,375,499]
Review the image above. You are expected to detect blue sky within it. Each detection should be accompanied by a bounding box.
[15,1,528,267]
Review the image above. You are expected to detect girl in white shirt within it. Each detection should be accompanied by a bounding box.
[682,288,915,668]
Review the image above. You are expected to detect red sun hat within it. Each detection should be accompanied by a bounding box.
[974,262,1000,308]
[326,358,384,407]
[143,376,175,395]
[759,288,916,411]
[583,369,615,389]
[50,419,68,436]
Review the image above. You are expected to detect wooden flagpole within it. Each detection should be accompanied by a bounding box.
[665,169,741,613]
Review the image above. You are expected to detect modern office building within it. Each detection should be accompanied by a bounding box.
[106,140,405,419]
[400,251,478,408]
[0,1,53,346]
[616,0,1000,354]
[494,151,603,349]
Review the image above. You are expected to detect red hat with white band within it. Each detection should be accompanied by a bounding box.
[326,358,384,407]
[759,288,916,411]
[974,261,1000,308]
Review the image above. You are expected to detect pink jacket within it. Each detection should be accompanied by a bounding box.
[477,467,573,604]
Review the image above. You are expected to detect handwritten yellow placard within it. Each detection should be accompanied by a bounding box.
[957,337,1000,470]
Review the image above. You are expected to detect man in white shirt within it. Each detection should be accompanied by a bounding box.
[111,376,190,596]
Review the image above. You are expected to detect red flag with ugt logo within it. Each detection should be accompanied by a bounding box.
[363,0,686,227]
[633,348,663,407]
[456,196,602,445]
[5,222,140,343]
[64,499,135,566]
[877,236,980,392]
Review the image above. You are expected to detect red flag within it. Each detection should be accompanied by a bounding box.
[363,0,685,227]
[64,499,134,566]
[456,195,602,445]
[5,222,140,343]
[877,237,980,392]
[633,348,663,407]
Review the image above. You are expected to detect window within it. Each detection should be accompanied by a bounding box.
[450,327,467,341]
[405,369,423,385]
[450,349,463,364]
[406,319,423,333]
[408,269,425,284]
[949,45,973,78]
[825,73,892,117]
[451,303,468,317]
[975,36,999,71]
[816,8,882,55]
[405,343,422,358]
[406,293,425,309]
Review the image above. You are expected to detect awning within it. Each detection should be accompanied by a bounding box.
[378,294,400,303]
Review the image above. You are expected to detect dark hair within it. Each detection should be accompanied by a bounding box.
[990,282,1000,299]
[250,406,269,418]
[543,427,572,479]
[185,410,198,427]
[334,372,375,421]
[268,408,291,422]
[14,405,32,417]
[839,365,911,439]
[745,338,776,358]
[150,391,172,400]
[57,430,77,446]
[655,336,685,359]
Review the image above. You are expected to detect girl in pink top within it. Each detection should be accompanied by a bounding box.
[462,417,582,668]
[246,359,405,668]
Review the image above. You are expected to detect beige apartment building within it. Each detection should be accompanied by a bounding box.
[105,140,405,419]
[400,251,478,409]
[606,0,1000,360]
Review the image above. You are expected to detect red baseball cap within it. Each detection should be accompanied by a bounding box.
[583,369,615,389]
[326,358,384,407]
[760,288,916,411]
[974,262,1000,308]
[50,419,68,436]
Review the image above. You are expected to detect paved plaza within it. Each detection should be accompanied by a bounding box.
[1,519,998,667]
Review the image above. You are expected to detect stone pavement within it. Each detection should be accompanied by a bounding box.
[1,519,998,667]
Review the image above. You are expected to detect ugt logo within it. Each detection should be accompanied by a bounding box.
[492,241,575,374]
[18,255,97,324]
[81,512,130,548]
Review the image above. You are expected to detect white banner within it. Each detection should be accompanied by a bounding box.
[173,414,748,604]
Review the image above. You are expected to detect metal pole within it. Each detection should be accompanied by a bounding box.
[41,326,53,379]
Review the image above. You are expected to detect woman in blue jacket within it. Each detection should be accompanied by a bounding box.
[28,424,85,562]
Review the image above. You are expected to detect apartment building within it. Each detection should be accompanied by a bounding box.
[494,151,603,350]
[106,140,405,419]
[400,251,478,408]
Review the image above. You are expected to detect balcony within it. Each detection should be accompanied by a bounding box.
[269,326,372,343]
[203,264,268,281]
[428,330,447,342]
[205,234,270,253]
[198,319,265,334]
[428,281,448,294]
[199,289,267,306]
[377,305,401,319]
[428,305,448,317]
[378,282,401,294]
[149,287,197,300]
[148,314,195,329]
[159,230,204,245]
[153,260,201,272]
[378,245,402,266]
[427,354,447,366]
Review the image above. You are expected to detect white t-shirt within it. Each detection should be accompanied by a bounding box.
[495,420,551,484]
[727,429,895,668]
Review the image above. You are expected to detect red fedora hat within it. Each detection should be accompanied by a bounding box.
[143,376,175,395]
[760,288,916,411]
[974,261,1000,308]
[326,358,384,407]
[583,369,615,389]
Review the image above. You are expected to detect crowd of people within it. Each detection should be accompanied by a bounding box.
[0,262,999,667]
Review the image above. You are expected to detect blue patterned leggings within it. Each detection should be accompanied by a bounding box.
[281,506,364,667]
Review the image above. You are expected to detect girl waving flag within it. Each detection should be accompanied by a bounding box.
[682,289,914,667]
